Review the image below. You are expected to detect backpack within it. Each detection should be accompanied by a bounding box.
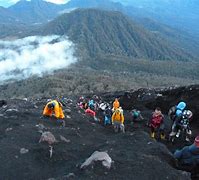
[113,109,122,120]
[132,110,140,118]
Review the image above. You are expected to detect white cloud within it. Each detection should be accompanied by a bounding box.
[0,35,77,83]
[44,0,70,4]
[0,0,70,7]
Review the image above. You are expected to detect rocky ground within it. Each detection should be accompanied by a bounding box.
[0,85,198,180]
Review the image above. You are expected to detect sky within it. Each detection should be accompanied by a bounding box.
[0,0,70,7]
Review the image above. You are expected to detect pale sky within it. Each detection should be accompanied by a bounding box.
[0,0,70,7]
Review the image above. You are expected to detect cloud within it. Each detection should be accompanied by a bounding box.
[0,0,70,7]
[0,35,77,83]
[44,0,70,4]
[0,0,19,7]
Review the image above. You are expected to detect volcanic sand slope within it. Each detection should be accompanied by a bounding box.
[0,85,199,179]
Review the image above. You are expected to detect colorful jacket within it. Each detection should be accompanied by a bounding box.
[150,112,164,128]
[43,100,65,119]
[112,110,124,124]
[85,108,96,117]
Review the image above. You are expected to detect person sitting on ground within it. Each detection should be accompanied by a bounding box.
[104,106,112,125]
[149,107,165,140]
[112,108,125,133]
[43,100,65,125]
[112,98,120,112]
[174,135,199,168]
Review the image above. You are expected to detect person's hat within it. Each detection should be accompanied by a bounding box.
[194,136,199,147]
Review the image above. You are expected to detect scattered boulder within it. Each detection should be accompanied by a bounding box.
[5,127,13,132]
[5,108,18,113]
[81,151,113,169]
[36,124,46,132]
[20,148,29,154]
[64,109,71,114]
[39,131,57,145]
[60,135,70,143]
[66,173,75,179]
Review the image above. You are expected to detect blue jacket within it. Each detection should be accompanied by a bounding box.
[174,144,199,165]
[88,100,94,108]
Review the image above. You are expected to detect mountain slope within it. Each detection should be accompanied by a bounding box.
[116,0,199,38]
[0,88,197,179]
[8,0,64,24]
[64,0,123,10]
[135,17,199,57]
[41,9,193,61]
[0,6,20,24]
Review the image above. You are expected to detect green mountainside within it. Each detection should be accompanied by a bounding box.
[41,9,193,61]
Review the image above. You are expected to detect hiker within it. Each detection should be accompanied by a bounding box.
[170,109,193,142]
[169,102,186,135]
[174,135,199,167]
[112,108,125,133]
[112,98,120,112]
[85,106,98,121]
[85,106,96,117]
[149,107,165,140]
[168,101,186,122]
[104,106,112,125]
[82,99,88,110]
[88,99,95,111]
[169,102,192,141]
[77,96,85,109]
[99,102,109,111]
[43,100,65,119]
[131,109,144,122]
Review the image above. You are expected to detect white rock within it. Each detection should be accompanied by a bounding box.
[66,173,75,178]
[39,131,57,145]
[20,148,29,154]
[60,135,70,143]
[65,109,71,114]
[5,127,13,132]
[157,93,163,97]
[5,109,18,112]
[81,151,112,169]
